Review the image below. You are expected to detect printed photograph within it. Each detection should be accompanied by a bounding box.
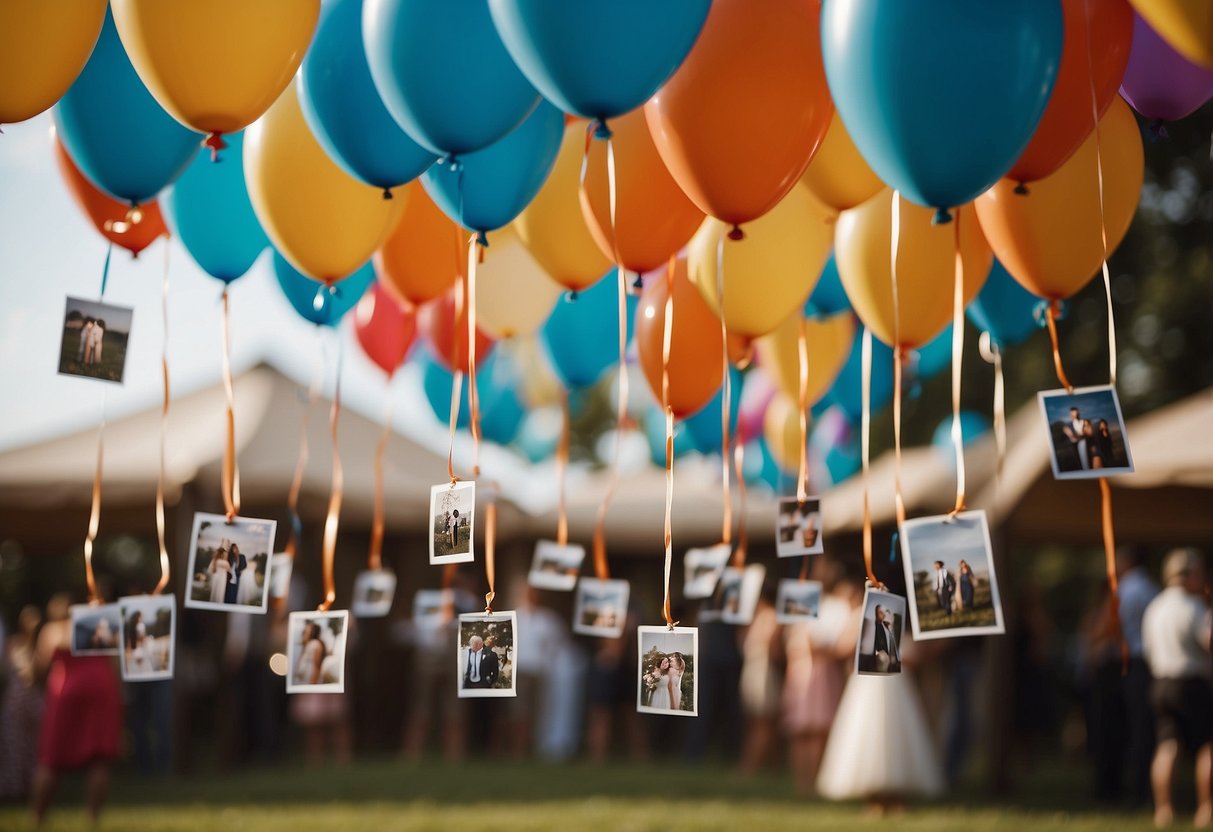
[57,296,134,384]
[268,552,293,601]
[430,481,475,565]
[855,589,906,676]
[287,610,349,694]
[1038,385,1134,479]
[775,579,823,624]
[637,626,698,716]
[573,578,630,638]
[352,569,397,618]
[901,510,1005,640]
[776,496,824,557]
[527,540,586,592]
[119,594,175,681]
[683,543,731,599]
[458,611,516,698]
[70,603,121,656]
[184,512,277,613]
[701,564,766,625]
[413,588,453,630]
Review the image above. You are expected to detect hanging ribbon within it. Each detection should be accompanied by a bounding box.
[465,236,497,614]
[82,244,114,605]
[889,192,907,529]
[152,241,172,595]
[317,333,344,612]
[731,441,748,568]
[661,255,677,630]
[978,333,1007,487]
[285,349,323,563]
[796,318,811,504]
[367,384,393,572]
[859,328,882,589]
[555,388,570,546]
[484,494,497,614]
[715,235,733,546]
[219,288,241,522]
[947,218,968,518]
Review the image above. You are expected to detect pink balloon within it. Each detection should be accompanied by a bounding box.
[738,369,777,445]
[1120,12,1213,122]
[354,281,416,376]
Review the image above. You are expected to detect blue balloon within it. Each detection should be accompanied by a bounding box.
[823,433,862,486]
[932,411,991,454]
[419,349,525,443]
[915,324,954,382]
[967,260,1043,348]
[164,131,268,283]
[643,406,694,467]
[300,0,436,193]
[421,100,563,234]
[540,270,635,389]
[821,0,1063,218]
[488,0,710,124]
[273,252,374,327]
[825,324,895,423]
[363,0,540,157]
[682,366,742,455]
[515,407,561,463]
[803,256,851,319]
[54,9,200,204]
[748,438,786,492]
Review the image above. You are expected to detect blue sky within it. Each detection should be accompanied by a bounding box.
[1040,387,1125,430]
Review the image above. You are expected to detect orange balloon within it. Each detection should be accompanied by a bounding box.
[416,288,496,374]
[53,134,167,257]
[635,254,725,419]
[374,182,462,307]
[579,107,705,274]
[836,190,992,349]
[799,111,885,213]
[644,0,832,229]
[976,96,1143,301]
[1008,0,1134,186]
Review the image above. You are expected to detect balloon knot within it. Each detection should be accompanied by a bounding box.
[727,224,745,241]
[1147,119,1169,141]
[631,275,645,293]
[382,188,393,200]
[475,231,489,247]
[931,208,953,225]
[591,119,612,140]
[1013,182,1029,196]
[443,154,462,172]
[203,132,228,162]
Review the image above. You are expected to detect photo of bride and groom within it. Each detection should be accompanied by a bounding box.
[58,296,133,384]
[119,594,175,682]
[901,510,1005,640]
[430,481,475,565]
[637,627,698,716]
[185,513,277,614]
[1039,385,1134,480]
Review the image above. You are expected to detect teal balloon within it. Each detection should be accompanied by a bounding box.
[164,131,268,283]
[515,408,561,463]
[420,349,525,443]
[826,324,895,423]
[821,0,1063,218]
[644,407,693,467]
[916,324,954,381]
[363,0,540,157]
[540,270,635,389]
[54,9,199,204]
[747,438,785,492]
[421,100,563,234]
[967,260,1042,347]
[932,411,990,454]
[682,366,742,454]
[803,256,851,319]
[300,0,436,192]
[487,0,710,123]
[273,252,374,327]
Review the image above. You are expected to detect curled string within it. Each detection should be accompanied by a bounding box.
[317,333,344,612]
[889,192,906,529]
[83,246,114,605]
[556,388,570,546]
[732,441,748,568]
[796,317,811,504]
[484,495,496,614]
[661,256,677,630]
[978,333,1007,490]
[715,234,733,546]
[220,288,241,522]
[947,217,968,518]
[368,381,393,572]
[152,240,172,595]
[859,328,882,589]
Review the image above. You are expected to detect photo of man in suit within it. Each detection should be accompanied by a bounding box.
[223,543,248,605]
[872,604,902,674]
[933,560,956,617]
[462,634,499,690]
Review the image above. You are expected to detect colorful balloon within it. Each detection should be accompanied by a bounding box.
[682,366,743,455]
[932,411,991,455]
[799,111,885,214]
[420,349,525,444]
[762,392,806,474]
[578,107,706,275]
[824,324,896,423]
[416,288,496,373]
[645,0,833,228]
[512,122,612,291]
[803,255,851,319]
[474,228,564,339]
[822,0,1063,219]
[110,0,318,155]
[1129,0,1213,67]
[374,182,462,307]
[1120,11,1213,121]
[966,260,1044,347]
[754,313,855,408]
[353,281,416,376]
[737,370,777,445]
[244,83,403,282]
[540,271,636,389]
[835,190,991,349]
[363,0,539,157]
[54,9,199,204]
[975,97,1143,300]
[299,0,435,193]
[272,251,374,327]
[0,0,106,125]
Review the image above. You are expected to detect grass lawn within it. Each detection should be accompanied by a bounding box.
[432,523,470,558]
[58,329,128,384]
[0,757,1164,832]
[914,581,998,632]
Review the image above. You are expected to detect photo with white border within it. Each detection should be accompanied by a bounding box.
[573,578,630,638]
[1037,385,1134,480]
[458,610,517,698]
[286,610,349,694]
[430,481,475,565]
[637,626,698,716]
[184,512,276,614]
[119,594,175,681]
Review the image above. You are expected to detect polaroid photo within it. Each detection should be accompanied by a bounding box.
[119,594,175,681]
[854,588,906,676]
[701,564,766,625]
[900,509,1005,640]
[683,543,731,599]
[1037,384,1134,480]
[776,496,824,557]
[58,296,134,384]
[268,552,293,601]
[352,569,397,618]
[775,579,823,625]
[185,512,277,614]
[528,540,586,592]
[458,610,517,698]
[70,603,121,656]
[637,626,698,716]
[414,588,453,630]
[430,481,475,565]
[573,578,630,638]
[286,610,349,694]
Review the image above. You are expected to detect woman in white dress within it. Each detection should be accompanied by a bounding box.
[208,543,232,605]
[236,555,261,606]
[125,611,150,675]
[667,653,686,711]
[293,622,327,686]
[88,320,105,365]
[647,655,671,709]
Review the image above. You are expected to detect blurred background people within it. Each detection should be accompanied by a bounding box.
[0,605,44,802]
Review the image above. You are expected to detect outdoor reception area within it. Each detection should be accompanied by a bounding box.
[1,1,1212,830]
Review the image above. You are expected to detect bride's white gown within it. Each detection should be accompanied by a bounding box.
[648,672,671,709]
[237,563,261,605]
[209,559,231,604]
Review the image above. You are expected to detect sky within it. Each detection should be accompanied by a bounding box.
[901,511,993,575]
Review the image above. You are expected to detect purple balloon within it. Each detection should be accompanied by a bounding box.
[1120,12,1213,122]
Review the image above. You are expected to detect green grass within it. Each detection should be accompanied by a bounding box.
[431,523,470,558]
[0,757,1163,832]
[58,329,128,384]
[914,582,997,632]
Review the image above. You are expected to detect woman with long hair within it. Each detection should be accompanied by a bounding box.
[1083,420,1105,470]
[1095,419,1115,469]
[208,542,232,605]
[293,622,327,687]
[957,560,976,611]
[667,653,686,711]
[647,655,671,710]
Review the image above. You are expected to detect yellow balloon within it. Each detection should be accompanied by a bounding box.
[975,97,1144,301]
[244,84,403,282]
[512,122,612,291]
[754,312,855,407]
[688,185,833,339]
[474,228,564,339]
[1130,0,1213,67]
[763,392,803,473]
[835,190,991,350]
[511,335,565,408]
[799,111,885,213]
[110,0,319,140]
[0,0,107,124]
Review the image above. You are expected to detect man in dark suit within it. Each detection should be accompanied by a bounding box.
[462,635,499,689]
[933,560,956,616]
[872,605,902,673]
[224,543,248,604]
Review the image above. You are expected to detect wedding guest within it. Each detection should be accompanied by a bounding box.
[510,580,570,759]
[0,606,43,801]
[739,588,783,776]
[1095,419,1116,469]
[956,560,976,612]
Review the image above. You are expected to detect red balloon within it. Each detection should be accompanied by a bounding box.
[353,281,416,376]
[416,287,495,373]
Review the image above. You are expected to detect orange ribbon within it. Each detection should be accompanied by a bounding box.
[152,241,171,595]
[317,338,343,612]
[978,333,1007,486]
[484,495,497,614]
[715,235,733,547]
[947,217,968,518]
[732,442,748,568]
[556,388,570,547]
[465,236,497,612]
[661,255,677,629]
[368,391,392,573]
[859,328,882,590]
[83,413,105,605]
[220,288,241,522]
[796,317,811,504]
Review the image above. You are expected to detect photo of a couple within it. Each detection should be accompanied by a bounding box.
[70,603,121,656]
[855,589,905,676]
[185,513,277,614]
[528,540,586,592]
[573,578,630,638]
[430,481,475,565]
[637,627,698,716]
[775,579,823,624]
[286,610,349,694]
[57,296,133,384]
[1039,385,1134,479]
[776,497,824,557]
[119,594,175,682]
[458,611,516,698]
[901,510,1006,639]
